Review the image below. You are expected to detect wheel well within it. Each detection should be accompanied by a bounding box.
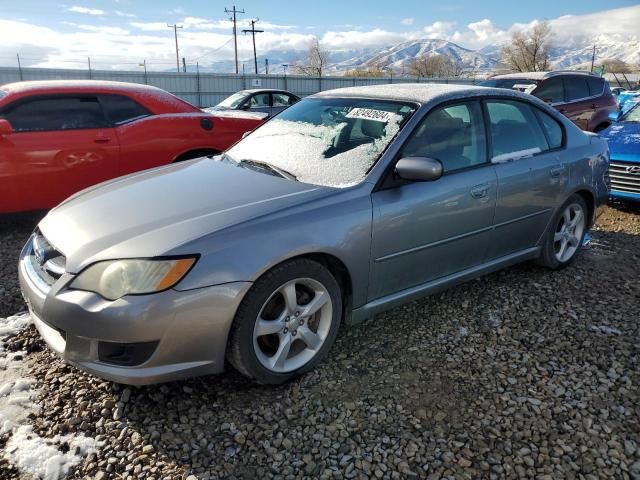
[574,190,595,228]
[593,122,610,133]
[173,149,220,162]
[295,253,353,325]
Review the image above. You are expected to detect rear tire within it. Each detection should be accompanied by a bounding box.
[226,259,342,384]
[537,194,588,269]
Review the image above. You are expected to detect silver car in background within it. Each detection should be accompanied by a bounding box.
[19,84,610,385]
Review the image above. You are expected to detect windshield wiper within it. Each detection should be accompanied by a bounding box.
[237,159,297,180]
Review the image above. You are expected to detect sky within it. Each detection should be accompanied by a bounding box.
[0,0,638,70]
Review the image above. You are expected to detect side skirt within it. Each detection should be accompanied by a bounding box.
[349,247,541,326]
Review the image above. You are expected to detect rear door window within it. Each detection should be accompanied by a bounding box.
[533,77,564,104]
[2,96,108,132]
[586,77,604,96]
[566,77,590,102]
[101,94,150,125]
[485,100,550,162]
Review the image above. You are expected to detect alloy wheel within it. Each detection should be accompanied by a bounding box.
[252,278,333,373]
[553,202,585,263]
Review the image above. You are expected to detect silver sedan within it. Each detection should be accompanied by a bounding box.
[19,84,610,385]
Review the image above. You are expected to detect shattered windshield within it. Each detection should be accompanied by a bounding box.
[226,98,416,187]
[217,91,248,109]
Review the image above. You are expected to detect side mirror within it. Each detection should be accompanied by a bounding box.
[395,157,443,182]
[0,119,13,136]
[240,104,251,111]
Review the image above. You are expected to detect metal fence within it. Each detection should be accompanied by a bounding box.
[0,67,478,107]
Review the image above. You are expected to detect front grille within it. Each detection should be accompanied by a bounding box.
[609,160,640,194]
[26,231,66,290]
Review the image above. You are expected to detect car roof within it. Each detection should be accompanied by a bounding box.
[0,80,200,114]
[490,71,596,81]
[0,80,167,96]
[240,88,297,95]
[311,83,530,105]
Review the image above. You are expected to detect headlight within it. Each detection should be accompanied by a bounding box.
[70,257,197,300]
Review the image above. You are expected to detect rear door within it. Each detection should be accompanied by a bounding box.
[0,95,119,211]
[370,100,497,299]
[563,76,593,130]
[484,99,568,259]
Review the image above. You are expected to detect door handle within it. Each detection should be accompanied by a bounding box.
[470,183,490,199]
[591,103,598,109]
[550,166,565,178]
[94,137,111,143]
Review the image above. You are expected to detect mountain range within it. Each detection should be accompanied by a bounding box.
[200,35,640,76]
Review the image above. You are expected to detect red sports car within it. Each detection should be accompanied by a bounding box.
[0,80,265,213]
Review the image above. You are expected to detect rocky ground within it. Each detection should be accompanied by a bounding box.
[0,204,639,480]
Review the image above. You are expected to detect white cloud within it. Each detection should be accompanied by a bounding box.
[2,5,638,70]
[67,6,104,15]
[115,11,136,18]
[401,18,414,26]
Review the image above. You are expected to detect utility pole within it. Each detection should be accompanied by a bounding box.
[265,58,269,74]
[242,19,264,74]
[225,6,245,74]
[182,57,187,73]
[87,57,92,79]
[139,60,148,84]
[16,53,23,81]
[167,24,183,73]
[590,44,596,73]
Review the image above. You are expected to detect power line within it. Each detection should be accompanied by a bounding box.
[192,37,234,62]
[167,23,183,73]
[224,5,245,74]
[242,19,264,74]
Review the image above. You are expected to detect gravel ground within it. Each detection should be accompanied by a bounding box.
[0,204,639,480]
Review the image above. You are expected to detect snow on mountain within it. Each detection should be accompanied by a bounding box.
[330,38,498,73]
[550,34,640,69]
[201,34,637,75]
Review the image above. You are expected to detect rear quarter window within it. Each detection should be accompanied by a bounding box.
[533,109,563,149]
[587,77,604,96]
[100,94,151,125]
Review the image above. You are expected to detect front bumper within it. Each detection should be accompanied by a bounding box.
[19,237,252,385]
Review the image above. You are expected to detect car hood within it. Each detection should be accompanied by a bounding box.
[600,122,640,160]
[39,158,331,273]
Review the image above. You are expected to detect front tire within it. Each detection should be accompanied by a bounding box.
[537,194,588,269]
[227,258,342,384]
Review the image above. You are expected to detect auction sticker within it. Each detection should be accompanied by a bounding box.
[346,108,393,122]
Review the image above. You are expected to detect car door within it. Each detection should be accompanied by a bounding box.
[563,76,593,131]
[484,99,568,260]
[271,92,295,116]
[98,94,158,175]
[369,100,497,300]
[0,95,119,211]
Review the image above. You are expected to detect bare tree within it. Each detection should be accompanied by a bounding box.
[408,54,461,78]
[500,21,552,72]
[599,59,631,74]
[344,65,386,77]
[292,38,330,76]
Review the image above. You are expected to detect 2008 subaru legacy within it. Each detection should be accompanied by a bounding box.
[19,84,610,385]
